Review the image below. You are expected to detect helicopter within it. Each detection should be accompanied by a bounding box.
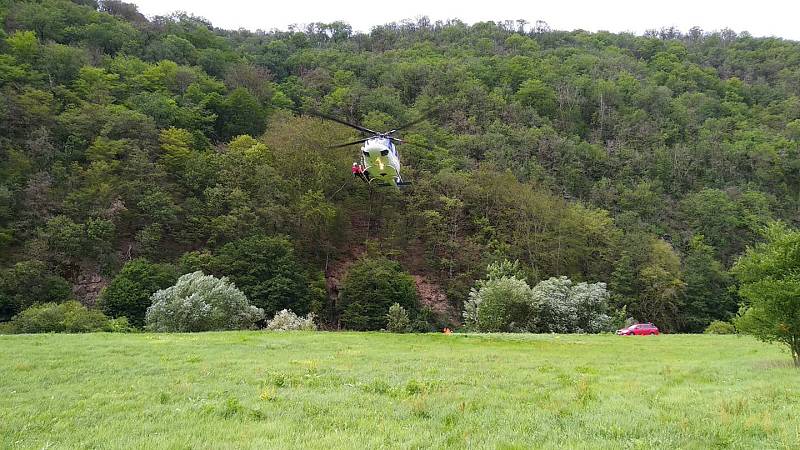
[309,110,433,189]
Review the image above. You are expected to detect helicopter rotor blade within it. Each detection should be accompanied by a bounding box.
[387,108,438,134]
[307,110,378,135]
[390,137,432,150]
[327,137,371,149]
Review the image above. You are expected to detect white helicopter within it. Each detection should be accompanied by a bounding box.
[310,110,433,189]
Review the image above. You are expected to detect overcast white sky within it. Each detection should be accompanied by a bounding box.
[130,0,800,41]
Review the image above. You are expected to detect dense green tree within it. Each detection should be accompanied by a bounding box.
[386,303,411,333]
[38,215,115,273]
[210,235,310,317]
[210,87,267,141]
[635,239,686,331]
[516,79,557,118]
[680,189,772,263]
[463,276,534,332]
[42,43,88,84]
[145,35,197,65]
[5,30,39,64]
[733,223,800,367]
[0,260,72,321]
[98,258,178,327]
[681,236,736,332]
[338,258,418,330]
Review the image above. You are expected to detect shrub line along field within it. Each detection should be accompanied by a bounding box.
[1,332,798,449]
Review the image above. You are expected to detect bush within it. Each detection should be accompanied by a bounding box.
[0,260,72,322]
[464,276,534,332]
[265,309,317,331]
[411,306,445,333]
[530,277,613,333]
[704,320,736,334]
[145,271,264,332]
[464,274,615,333]
[386,303,411,333]
[7,301,116,333]
[99,258,178,327]
[339,258,419,331]
[529,276,573,332]
[106,317,135,333]
[0,320,17,334]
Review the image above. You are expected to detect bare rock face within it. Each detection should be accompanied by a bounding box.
[322,230,459,327]
[412,275,459,325]
[72,272,108,307]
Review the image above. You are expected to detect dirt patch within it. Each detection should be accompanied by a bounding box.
[413,274,459,325]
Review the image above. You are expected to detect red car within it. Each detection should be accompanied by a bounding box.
[616,323,659,336]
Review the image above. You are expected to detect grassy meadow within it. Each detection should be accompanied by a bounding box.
[1,332,798,449]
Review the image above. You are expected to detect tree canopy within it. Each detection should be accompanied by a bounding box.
[733,223,800,366]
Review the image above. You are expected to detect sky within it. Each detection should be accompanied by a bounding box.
[130,0,800,41]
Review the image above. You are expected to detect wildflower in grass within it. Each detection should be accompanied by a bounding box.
[260,387,277,401]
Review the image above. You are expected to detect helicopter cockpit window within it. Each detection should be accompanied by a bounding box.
[363,150,369,156]
[380,149,389,156]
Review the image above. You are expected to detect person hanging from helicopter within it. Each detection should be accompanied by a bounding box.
[351,162,367,183]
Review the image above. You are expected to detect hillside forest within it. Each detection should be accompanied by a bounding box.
[2,0,800,333]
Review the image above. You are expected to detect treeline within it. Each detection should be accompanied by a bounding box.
[1,0,799,332]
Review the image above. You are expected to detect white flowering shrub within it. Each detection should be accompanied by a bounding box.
[530,276,574,332]
[265,309,317,331]
[571,281,613,333]
[463,288,480,329]
[529,276,613,333]
[145,271,264,332]
[464,261,614,333]
[463,276,535,332]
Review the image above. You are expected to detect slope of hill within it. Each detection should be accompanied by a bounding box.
[2,0,799,331]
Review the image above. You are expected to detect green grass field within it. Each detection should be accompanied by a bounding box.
[1,332,798,449]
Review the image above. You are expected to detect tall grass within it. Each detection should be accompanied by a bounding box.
[0,333,797,448]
